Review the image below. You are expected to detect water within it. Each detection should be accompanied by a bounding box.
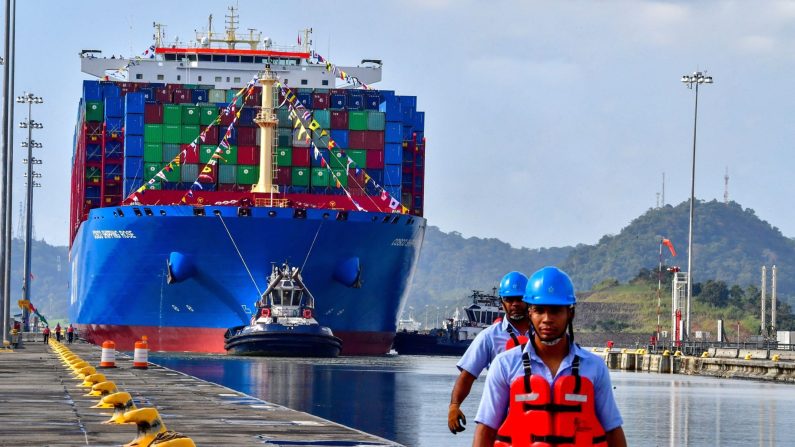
[151,353,795,446]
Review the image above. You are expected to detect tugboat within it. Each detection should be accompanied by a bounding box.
[392,290,505,356]
[224,263,342,357]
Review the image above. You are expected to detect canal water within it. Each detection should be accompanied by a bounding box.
[151,353,795,446]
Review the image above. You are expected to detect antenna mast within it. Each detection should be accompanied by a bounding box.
[661,172,665,206]
[723,166,729,204]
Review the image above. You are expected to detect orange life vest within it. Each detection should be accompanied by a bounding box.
[505,325,529,350]
[494,353,607,447]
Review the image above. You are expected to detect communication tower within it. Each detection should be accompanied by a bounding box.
[724,167,729,204]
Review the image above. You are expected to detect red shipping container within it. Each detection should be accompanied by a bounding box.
[154,87,172,103]
[329,89,347,95]
[182,144,200,164]
[275,166,292,185]
[166,83,182,92]
[244,91,261,107]
[219,108,235,126]
[330,110,348,129]
[144,103,164,124]
[348,169,366,189]
[237,145,259,165]
[172,88,191,103]
[312,93,329,110]
[366,150,384,169]
[237,127,257,146]
[362,131,384,150]
[348,131,367,149]
[198,165,217,183]
[291,147,310,167]
[218,184,250,192]
[202,126,219,145]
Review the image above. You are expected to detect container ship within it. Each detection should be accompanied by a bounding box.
[68,8,427,355]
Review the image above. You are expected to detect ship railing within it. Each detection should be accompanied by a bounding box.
[254,198,289,207]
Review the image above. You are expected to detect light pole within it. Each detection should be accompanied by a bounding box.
[681,71,713,341]
[17,92,43,332]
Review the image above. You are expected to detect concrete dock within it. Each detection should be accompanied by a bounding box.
[0,339,400,446]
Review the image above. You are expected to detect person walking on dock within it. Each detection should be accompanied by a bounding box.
[472,267,626,447]
[42,325,50,344]
[448,271,531,435]
[67,324,75,343]
[55,323,62,342]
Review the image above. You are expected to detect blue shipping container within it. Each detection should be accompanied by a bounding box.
[105,163,123,179]
[85,186,101,199]
[86,144,102,161]
[104,96,124,118]
[106,117,123,134]
[311,149,330,167]
[384,164,402,186]
[106,141,123,159]
[385,143,402,165]
[125,92,145,114]
[83,80,102,101]
[402,125,414,141]
[364,93,380,110]
[347,94,364,110]
[240,108,257,126]
[297,93,313,109]
[125,135,144,157]
[222,126,237,144]
[123,178,143,196]
[413,111,425,131]
[124,113,144,135]
[385,122,403,143]
[329,130,349,148]
[102,83,121,98]
[192,89,208,103]
[138,88,154,101]
[385,185,401,200]
[125,157,144,178]
[398,96,417,109]
[380,96,402,119]
[330,94,346,109]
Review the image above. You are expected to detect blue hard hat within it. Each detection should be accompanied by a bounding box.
[523,266,576,306]
[499,271,528,298]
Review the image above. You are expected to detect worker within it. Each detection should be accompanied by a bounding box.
[67,324,75,343]
[42,325,50,344]
[448,271,532,435]
[472,266,626,447]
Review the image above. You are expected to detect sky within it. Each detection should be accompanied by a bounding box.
[5,0,795,248]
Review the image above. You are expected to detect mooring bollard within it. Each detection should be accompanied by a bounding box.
[100,340,116,368]
[133,336,149,369]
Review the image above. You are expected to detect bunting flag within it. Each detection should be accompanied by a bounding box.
[310,51,372,90]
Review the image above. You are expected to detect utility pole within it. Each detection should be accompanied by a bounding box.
[723,167,729,204]
[0,0,16,346]
[761,266,767,338]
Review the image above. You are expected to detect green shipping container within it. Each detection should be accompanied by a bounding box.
[163,104,181,125]
[163,164,181,183]
[183,84,198,89]
[209,89,226,103]
[85,101,103,122]
[144,124,163,144]
[181,105,200,125]
[292,167,310,186]
[237,165,259,184]
[219,165,236,184]
[226,89,237,104]
[200,106,218,125]
[348,111,368,131]
[181,125,200,144]
[277,108,292,128]
[329,149,346,169]
[366,111,386,131]
[277,128,292,147]
[313,110,331,129]
[331,169,348,187]
[162,143,181,162]
[200,145,218,163]
[347,149,367,169]
[144,163,161,178]
[311,168,329,187]
[162,125,181,144]
[221,145,238,164]
[144,143,163,162]
[275,147,292,166]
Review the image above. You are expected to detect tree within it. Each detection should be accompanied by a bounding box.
[699,280,729,307]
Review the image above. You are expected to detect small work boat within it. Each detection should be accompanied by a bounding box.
[224,263,342,357]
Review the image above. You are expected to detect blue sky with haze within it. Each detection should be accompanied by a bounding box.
[8,1,795,248]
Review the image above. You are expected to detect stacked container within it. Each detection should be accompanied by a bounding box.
[73,79,426,220]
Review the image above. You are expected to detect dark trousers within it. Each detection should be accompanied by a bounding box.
[43,333,49,343]
[56,333,62,342]
[67,332,74,343]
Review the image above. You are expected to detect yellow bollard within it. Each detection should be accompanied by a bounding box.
[98,392,137,423]
[744,353,753,360]
[662,350,671,357]
[674,351,682,357]
[86,381,117,397]
[772,354,781,362]
[80,373,107,388]
[701,351,709,358]
[151,435,197,446]
[123,408,167,447]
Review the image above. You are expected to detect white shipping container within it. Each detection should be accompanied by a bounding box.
[777,331,795,345]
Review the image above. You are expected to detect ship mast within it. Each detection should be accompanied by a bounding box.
[252,66,279,194]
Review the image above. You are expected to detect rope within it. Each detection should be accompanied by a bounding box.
[300,220,324,272]
[216,212,262,297]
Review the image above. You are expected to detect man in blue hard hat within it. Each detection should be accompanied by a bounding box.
[472,266,626,447]
[448,271,532,435]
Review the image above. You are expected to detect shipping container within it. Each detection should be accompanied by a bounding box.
[237,145,259,165]
[291,147,310,167]
[348,111,368,131]
[82,80,102,101]
[123,178,143,196]
[379,96,401,119]
[362,131,385,150]
[347,149,367,169]
[385,122,402,143]
[348,131,366,149]
[385,143,402,165]
[239,107,257,127]
[331,168,348,187]
[384,164,402,186]
[199,106,218,125]
[311,132,328,149]
[274,166,291,185]
[312,92,329,109]
[313,109,331,129]
[124,114,144,135]
[348,93,364,110]
[154,86,172,103]
[85,101,104,122]
[311,149,330,167]
[200,145,219,163]
[366,150,384,169]
[203,126,219,145]
[105,118,123,136]
[209,89,226,103]
[162,143,181,163]
[364,93,381,110]
[291,167,310,186]
[143,143,162,162]
[163,104,181,125]
[192,89,208,103]
[330,110,349,129]
[277,128,292,147]
[181,125,200,144]
[197,164,218,183]
[105,141,123,159]
[329,129,349,148]
[143,124,163,144]
[125,135,144,157]
[172,88,191,103]
[181,164,199,183]
[144,103,163,124]
[311,167,329,187]
[237,127,256,146]
[181,105,200,125]
[125,92,145,114]
[366,111,386,131]
[277,108,292,128]
[102,83,121,98]
[219,165,237,184]
[221,145,238,164]
[330,93,346,109]
[292,128,311,147]
[182,144,199,164]
[275,147,292,166]
[237,165,259,184]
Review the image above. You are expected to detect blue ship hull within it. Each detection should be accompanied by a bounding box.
[69,204,425,355]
